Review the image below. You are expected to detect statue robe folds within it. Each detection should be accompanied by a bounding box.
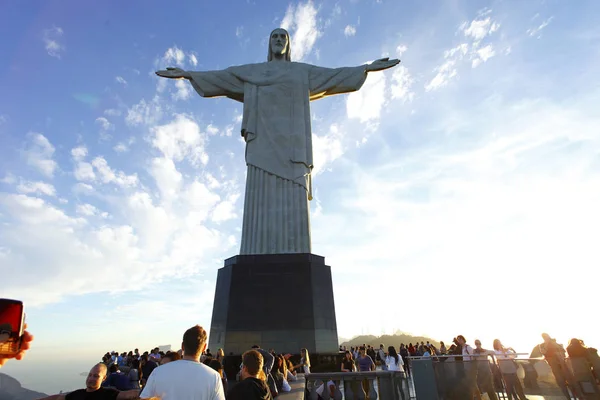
[188,62,367,254]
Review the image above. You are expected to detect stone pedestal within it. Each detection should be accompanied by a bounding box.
[208,253,339,355]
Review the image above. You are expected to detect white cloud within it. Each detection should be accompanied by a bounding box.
[16,181,56,197]
[527,17,554,38]
[210,193,239,223]
[172,79,192,101]
[344,25,356,37]
[74,162,95,181]
[396,44,408,57]
[461,17,499,42]
[76,203,98,216]
[150,157,183,204]
[235,26,244,38]
[312,124,344,176]
[150,114,208,166]
[346,71,387,125]
[391,65,414,102]
[1,173,17,184]
[71,146,87,161]
[91,157,138,188]
[24,133,58,177]
[113,143,128,153]
[113,137,135,153]
[126,97,162,126]
[0,115,7,125]
[471,44,495,68]
[95,117,113,131]
[43,26,65,59]
[115,76,127,85]
[188,53,198,66]
[206,125,219,136]
[104,108,122,117]
[281,0,320,61]
[163,46,186,67]
[425,44,468,91]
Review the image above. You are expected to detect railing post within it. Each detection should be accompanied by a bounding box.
[412,358,440,400]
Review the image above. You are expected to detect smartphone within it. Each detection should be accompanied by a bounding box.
[0,299,25,356]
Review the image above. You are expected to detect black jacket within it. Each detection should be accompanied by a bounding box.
[228,377,273,400]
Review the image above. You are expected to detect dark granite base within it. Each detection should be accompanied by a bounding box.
[208,253,339,355]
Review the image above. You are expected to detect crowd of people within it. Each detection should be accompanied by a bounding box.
[32,325,316,400]
[2,325,599,400]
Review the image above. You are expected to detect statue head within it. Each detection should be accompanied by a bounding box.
[268,28,291,61]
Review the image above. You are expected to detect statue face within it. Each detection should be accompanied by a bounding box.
[270,29,289,57]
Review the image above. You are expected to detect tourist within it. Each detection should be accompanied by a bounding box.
[140,325,225,399]
[159,351,181,365]
[377,344,387,370]
[399,344,410,376]
[104,364,132,391]
[341,350,356,372]
[227,350,273,400]
[439,341,447,355]
[356,346,375,396]
[539,333,583,399]
[284,357,297,382]
[149,348,161,364]
[272,355,291,393]
[367,345,377,362]
[251,345,275,376]
[140,354,157,387]
[209,359,229,394]
[251,344,277,396]
[38,363,140,400]
[127,358,141,390]
[472,340,498,400]
[386,346,405,372]
[493,339,528,400]
[456,335,474,360]
[292,348,311,374]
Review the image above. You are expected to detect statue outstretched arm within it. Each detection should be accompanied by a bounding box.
[156,66,244,101]
[365,57,400,72]
[155,67,191,79]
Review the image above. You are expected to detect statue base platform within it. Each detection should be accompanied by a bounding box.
[208,253,339,355]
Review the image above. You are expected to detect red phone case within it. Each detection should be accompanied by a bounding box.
[0,299,25,356]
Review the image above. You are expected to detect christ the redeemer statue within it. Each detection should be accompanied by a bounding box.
[157,28,399,255]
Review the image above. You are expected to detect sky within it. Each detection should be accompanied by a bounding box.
[1,0,599,394]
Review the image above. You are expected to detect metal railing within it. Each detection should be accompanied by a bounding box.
[304,371,410,400]
[408,354,600,399]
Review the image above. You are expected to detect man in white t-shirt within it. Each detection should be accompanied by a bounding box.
[140,325,225,400]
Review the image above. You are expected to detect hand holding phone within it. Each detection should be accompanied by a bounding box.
[0,299,32,367]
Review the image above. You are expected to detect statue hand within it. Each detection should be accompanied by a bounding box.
[366,57,400,72]
[155,67,190,79]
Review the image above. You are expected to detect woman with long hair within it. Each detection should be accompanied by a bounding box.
[493,339,527,400]
[293,348,311,374]
[386,346,407,400]
[341,350,355,372]
[386,346,404,372]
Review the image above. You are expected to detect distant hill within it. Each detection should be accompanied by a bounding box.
[340,332,440,349]
[0,373,48,400]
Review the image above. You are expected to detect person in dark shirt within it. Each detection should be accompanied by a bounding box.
[140,355,158,386]
[37,363,140,400]
[341,351,355,372]
[228,350,272,400]
[104,364,132,391]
